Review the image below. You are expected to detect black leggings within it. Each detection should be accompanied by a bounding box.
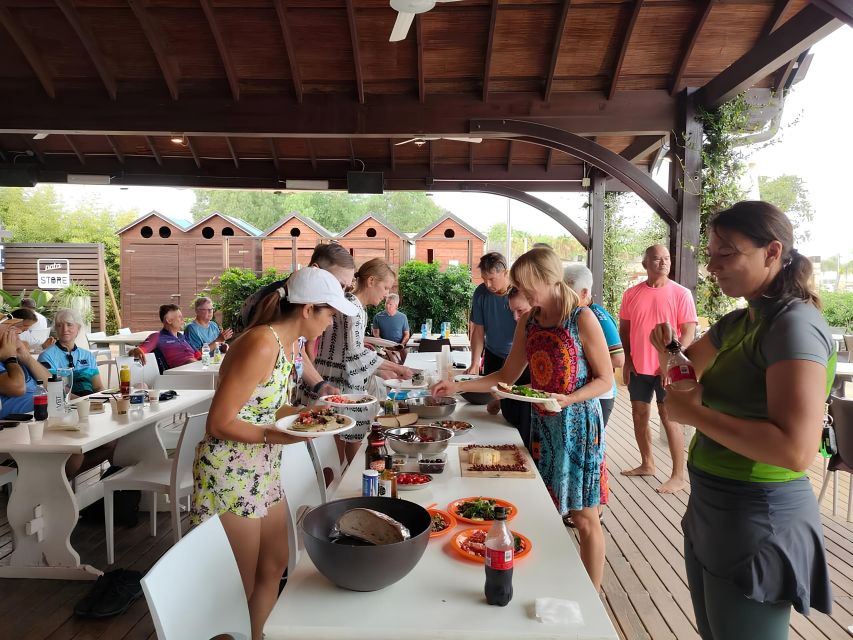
[483,348,532,450]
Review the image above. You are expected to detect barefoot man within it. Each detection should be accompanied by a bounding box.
[619,244,697,493]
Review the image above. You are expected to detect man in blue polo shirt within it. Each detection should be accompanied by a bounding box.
[371,294,410,345]
[129,304,198,370]
[184,296,233,351]
[467,252,517,378]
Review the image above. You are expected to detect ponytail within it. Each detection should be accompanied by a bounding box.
[236,278,299,334]
[765,249,821,309]
[556,280,580,324]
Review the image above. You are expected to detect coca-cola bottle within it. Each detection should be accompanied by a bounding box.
[33,380,49,421]
[665,339,698,390]
[484,506,513,606]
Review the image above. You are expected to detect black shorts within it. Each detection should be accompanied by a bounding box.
[627,372,666,404]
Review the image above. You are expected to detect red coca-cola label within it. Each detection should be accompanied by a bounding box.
[668,364,696,383]
[485,547,513,570]
[34,396,47,405]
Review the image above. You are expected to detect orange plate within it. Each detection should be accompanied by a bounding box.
[446,497,518,525]
[451,527,532,563]
[427,508,457,539]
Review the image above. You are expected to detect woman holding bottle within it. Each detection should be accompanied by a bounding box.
[650,201,834,640]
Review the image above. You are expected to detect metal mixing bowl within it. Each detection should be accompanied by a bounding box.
[384,425,454,456]
[404,395,456,418]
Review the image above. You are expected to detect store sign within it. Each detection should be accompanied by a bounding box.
[37,259,70,289]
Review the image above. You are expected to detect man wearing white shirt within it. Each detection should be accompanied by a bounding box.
[17,298,53,349]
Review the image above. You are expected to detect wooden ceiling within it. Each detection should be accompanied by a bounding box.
[0,0,836,191]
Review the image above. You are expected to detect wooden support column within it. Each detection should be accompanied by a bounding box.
[671,89,701,293]
[589,171,606,305]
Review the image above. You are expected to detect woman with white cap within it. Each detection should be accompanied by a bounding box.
[191,266,358,640]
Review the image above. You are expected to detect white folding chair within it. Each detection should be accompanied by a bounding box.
[306,435,344,503]
[152,373,215,390]
[103,412,208,565]
[118,327,132,335]
[141,514,251,640]
[281,442,324,575]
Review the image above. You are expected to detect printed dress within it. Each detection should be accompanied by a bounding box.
[528,307,604,514]
[298,293,380,442]
[191,326,293,524]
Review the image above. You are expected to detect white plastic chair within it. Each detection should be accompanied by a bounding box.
[152,373,215,390]
[118,327,132,335]
[306,436,344,503]
[103,412,208,565]
[87,331,116,386]
[281,441,324,575]
[141,514,250,640]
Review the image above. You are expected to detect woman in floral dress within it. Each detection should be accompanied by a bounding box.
[432,247,612,590]
[192,267,358,640]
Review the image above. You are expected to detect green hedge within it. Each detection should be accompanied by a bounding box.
[208,267,285,331]
[397,261,475,333]
[820,291,853,332]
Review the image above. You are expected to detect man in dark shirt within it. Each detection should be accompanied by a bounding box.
[129,304,198,370]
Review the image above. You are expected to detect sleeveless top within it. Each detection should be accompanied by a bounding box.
[236,325,293,426]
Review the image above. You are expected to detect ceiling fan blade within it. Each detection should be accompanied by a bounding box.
[389,11,415,42]
[443,136,483,143]
[436,0,464,3]
[395,138,418,146]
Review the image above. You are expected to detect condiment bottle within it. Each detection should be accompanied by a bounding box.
[379,455,397,498]
[665,339,698,390]
[365,424,388,471]
[119,364,131,397]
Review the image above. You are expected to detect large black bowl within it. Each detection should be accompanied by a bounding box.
[301,497,431,592]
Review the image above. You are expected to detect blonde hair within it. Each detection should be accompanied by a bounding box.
[509,247,578,323]
[354,258,395,290]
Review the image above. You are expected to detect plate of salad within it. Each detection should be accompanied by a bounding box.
[318,393,378,407]
[447,496,518,524]
[427,508,457,538]
[275,408,356,437]
[491,382,553,404]
[451,527,532,563]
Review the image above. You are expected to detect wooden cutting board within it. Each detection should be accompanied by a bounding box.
[459,445,537,479]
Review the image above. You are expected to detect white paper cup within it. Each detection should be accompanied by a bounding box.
[28,421,44,441]
[76,398,90,419]
[116,398,130,415]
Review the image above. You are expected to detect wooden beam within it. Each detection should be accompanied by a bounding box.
[696,5,840,109]
[506,140,515,172]
[671,91,701,292]
[619,135,663,163]
[225,136,239,168]
[544,0,572,102]
[348,138,356,169]
[199,0,240,101]
[429,140,435,174]
[0,5,55,98]
[144,136,163,166]
[307,139,317,171]
[105,135,125,164]
[55,0,117,100]
[469,143,475,173]
[609,0,644,100]
[416,15,425,104]
[546,147,554,172]
[762,0,796,36]
[482,0,499,102]
[670,0,716,95]
[127,0,179,100]
[472,119,678,225]
[64,134,85,165]
[389,139,396,171]
[19,135,45,164]
[0,91,679,138]
[589,171,606,304]
[186,135,201,168]
[272,0,303,103]
[268,138,280,173]
[812,0,853,27]
[344,0,365,104]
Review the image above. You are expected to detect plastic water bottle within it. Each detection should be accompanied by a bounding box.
[201,343,211,368]
[421,323,428,339]
[665,340,698,390]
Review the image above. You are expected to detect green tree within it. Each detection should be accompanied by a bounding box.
[397,261,475,332]
[601,193,629,315]
[758,174,814,244]
[361,192,445,232]
[485,223,585,261]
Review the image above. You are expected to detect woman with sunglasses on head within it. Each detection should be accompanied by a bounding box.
[192,267,358,640]
[649,202,834,640]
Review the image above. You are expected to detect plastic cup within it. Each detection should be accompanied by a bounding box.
[148,393,160,409]
[28,421,44,441]
[76,398,90,420]
[116,398,130,415]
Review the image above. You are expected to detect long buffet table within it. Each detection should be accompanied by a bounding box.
[265,377,617,639]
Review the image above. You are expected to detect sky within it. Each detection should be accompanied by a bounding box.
[50,26,853,256]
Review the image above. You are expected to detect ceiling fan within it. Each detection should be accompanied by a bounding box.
[389,0,463,42]
[395,136,483,147]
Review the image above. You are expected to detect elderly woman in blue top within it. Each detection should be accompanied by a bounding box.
[38,308,104,397]
[185,296,233,352]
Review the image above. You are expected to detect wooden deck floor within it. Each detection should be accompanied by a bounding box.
[0,393,850,639]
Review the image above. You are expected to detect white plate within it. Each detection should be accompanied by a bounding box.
[397,476,433,491]
[453,374,481,383]
[490,385,553,404]
[275,412,356,438]
[364,336,402,348]
[383,378,428,390]
[317,393,378,408]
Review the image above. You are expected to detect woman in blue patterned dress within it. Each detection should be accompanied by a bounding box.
[433,247,613,590]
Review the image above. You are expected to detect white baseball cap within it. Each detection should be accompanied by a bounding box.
[282,267,359,316]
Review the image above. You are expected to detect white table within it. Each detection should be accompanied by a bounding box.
[91,331,155,355]
[408,332,471,350]
[836,361,853,378]
[0,389,214,580]
[265,409,618,640]
[164,359,221,381]
[405,351,472,372]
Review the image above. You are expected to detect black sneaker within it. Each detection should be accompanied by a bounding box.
[90,569,144,618]
[74,571,118,617]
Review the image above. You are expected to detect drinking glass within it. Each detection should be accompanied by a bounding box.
[425,319,433,336]
[57,367,74,408]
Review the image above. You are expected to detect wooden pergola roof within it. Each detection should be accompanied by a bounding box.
[0,0,846,194]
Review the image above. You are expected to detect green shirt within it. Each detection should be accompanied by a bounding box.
[690,297,836,482]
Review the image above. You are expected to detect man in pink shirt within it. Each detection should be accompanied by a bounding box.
[619,244,697,493]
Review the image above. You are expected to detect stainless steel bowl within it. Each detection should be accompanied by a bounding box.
[384,425,454,456]
[404,395,456,418]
